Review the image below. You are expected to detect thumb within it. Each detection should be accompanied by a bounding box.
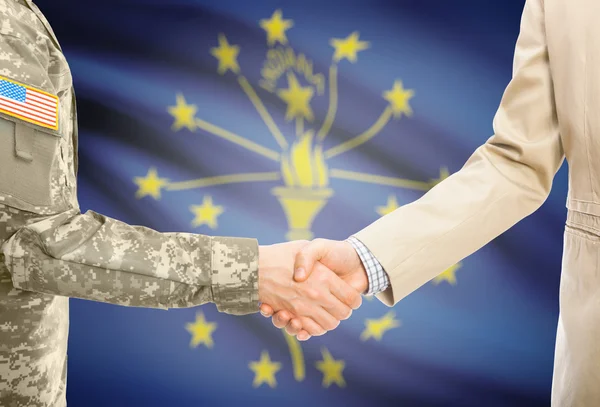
[348,274,368,294]
[294,239,328,282]
[260,303,274,317]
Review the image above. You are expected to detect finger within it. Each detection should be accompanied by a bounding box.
[323,300,353,321]
[271,310,293,329]
[297,316,327,337]
[307,304,340,332]
[329,275,363,310]
[260,304,274,317]
[284,318,303,336]
[297,330,312,341]
[294,239,329,282]
[317,289,353,321]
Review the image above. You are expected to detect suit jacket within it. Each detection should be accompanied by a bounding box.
[355,0,599,404]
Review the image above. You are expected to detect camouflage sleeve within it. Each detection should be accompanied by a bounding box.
[1,209,259,315]
[0,1,258,316]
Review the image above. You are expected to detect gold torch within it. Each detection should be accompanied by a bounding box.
[272,131,333,241]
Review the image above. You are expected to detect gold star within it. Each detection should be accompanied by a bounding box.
[430,167,450,188]
[189,196,224,229]
[383,80,414,118]
[277,72,314,122]
[315,348,346,388]
[260,9,293,46]
[134,167,169,200]
[360,311,401,341]
[376,195,401,217]
[433,263,461,285]
[249,351,282,388]
[330,31,370,63]
[168,93,198,131]
[185,312,217,349]
[210,34,240,75]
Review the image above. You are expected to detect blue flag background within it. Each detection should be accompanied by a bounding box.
[34,0,568,406]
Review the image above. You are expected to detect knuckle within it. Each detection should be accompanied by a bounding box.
[307,326,320,336]
[305,322,323,336]
[351,295,363,309]
[313,238,327,247]
[305,287,320,301]
[291,300,305,315]
[345,293,358,306]
[327,320,340,331]
[335,307,349,320]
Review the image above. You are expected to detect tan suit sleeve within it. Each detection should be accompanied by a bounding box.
[354,0,564,306]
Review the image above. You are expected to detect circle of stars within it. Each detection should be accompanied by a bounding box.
[161,7,466,390]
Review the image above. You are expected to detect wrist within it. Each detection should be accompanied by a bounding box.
[355,263,369,294]
[342,240,369,294]
[211,237,259,315]
[257,245,269,303]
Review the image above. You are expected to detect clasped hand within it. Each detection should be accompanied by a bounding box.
[258,239,368,341]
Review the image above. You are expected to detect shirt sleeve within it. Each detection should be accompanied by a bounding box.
[347,236,390,295]
[1,209,259,315]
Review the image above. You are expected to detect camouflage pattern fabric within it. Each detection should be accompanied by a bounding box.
[0,1,259,405]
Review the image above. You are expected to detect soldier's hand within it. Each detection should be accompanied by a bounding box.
[260,238,368,340]
[258,241,362,337]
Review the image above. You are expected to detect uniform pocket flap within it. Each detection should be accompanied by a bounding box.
[0,115,66,212]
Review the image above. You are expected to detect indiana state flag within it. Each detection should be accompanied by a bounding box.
[36,0,564,405]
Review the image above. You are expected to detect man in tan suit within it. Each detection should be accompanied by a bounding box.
[260,0,597,404]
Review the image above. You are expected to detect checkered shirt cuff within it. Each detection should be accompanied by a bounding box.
[346,236,390,295]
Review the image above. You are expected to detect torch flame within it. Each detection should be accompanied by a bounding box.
[281,130,329,188]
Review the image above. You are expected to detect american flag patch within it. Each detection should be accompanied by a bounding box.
[0,76,59,131]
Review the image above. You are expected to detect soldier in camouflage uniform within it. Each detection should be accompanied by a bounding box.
[0,1,362,405]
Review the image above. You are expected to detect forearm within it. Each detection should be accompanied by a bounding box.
[355,149,551,305]
[1,209,258,314]
[356,0,563,306]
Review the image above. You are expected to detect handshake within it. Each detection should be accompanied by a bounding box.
[257,239,370,341]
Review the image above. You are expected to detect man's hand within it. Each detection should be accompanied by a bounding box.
[295,239,368,292]
[258,241,362,337]
[260,239,369,340]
